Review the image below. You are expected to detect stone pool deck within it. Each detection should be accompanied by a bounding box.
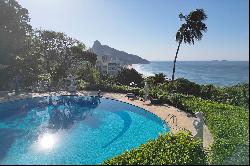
[0,91,213,149]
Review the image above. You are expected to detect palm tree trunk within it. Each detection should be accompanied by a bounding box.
[171,41,181,81]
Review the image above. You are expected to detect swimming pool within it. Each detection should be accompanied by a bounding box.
[0,95,170,164]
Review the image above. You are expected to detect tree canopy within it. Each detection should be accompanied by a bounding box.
[116,68,144,87]
[0,0,98,91]
[0,0,32,65]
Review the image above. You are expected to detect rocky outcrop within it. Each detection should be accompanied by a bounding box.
[90,40,149,64]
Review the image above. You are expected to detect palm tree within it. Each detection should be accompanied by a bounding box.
[171,9,207,81]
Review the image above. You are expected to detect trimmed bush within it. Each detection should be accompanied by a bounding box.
[103,131,207,165]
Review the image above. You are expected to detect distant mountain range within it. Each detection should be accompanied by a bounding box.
[89,40,149,64]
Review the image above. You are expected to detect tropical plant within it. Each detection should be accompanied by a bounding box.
[153,73,167,84]
[172,9,207,81]
[116,68,144,87]
[173,78,201,96]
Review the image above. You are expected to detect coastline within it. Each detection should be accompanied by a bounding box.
[126,62,249,86]
[126,64,154,78]
[125,64,133,70]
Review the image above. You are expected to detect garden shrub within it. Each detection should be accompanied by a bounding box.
[116,68,144,87]
[159,79,249,108]
[173,78,201,96]
[211,83,249,108]
[200,84,217,100]
[146,73,168,85]
[165,94,249,164]
[103,131,207,165]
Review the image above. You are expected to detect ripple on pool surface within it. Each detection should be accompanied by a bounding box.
[0,96,170,164]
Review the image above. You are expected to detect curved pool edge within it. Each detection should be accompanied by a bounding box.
[0,93,171,164]
[102,96,171,131]
[0,94,170,132]
[0,92,192,135]
[0,92,214,148]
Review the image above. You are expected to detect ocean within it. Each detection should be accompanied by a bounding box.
[132,61,249,87]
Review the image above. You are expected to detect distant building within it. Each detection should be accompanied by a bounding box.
[96,55,123,76]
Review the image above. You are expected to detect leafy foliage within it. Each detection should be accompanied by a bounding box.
[148,91,249,164]
[147,73,166,85]
[148,78,249,108]
[142,80,249,164]
[172,78,201,96]
[116,68,144,87]
[210,83,249,108]
[0,0,32,65]
[0,0,32,90]
[103,131,207,165]
[176,9,207,45]
[0,0,99,91]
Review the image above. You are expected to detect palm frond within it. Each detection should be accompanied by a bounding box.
[176,8,207,45]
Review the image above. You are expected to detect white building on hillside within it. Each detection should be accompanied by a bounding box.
[96,55,123,76]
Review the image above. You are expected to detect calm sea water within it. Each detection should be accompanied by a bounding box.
[132,61,249,87]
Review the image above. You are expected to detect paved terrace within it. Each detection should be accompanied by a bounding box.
[0,91,213,149]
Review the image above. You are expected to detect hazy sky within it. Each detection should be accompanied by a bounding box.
[17,0,249,61]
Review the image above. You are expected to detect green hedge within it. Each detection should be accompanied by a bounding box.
[149,78,249,108]
[103,131,207,165]
[163,94,249,164]
[210,83,249,108]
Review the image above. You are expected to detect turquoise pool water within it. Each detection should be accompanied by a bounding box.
[0,96,169,164]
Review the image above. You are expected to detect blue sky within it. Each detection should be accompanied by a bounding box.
[18,0,249,61]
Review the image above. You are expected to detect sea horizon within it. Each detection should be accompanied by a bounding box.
[147,60,249,62]
[132,61,249,87]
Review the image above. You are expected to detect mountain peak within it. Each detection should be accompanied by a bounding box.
[90,40,149,65]
[93,40,102,47]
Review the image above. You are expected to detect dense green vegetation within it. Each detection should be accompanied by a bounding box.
[146,73,167,85]
[0,0,98,92]
[148,78,249,108]
[103,131,207,165]
[116,68,144,87]
[161,94,249,164]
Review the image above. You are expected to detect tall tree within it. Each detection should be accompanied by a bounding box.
[172,9,207,81]
[32,29,97,89]
[32,30,80,88]
[0,0,32,89]
[0,0,32,65]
